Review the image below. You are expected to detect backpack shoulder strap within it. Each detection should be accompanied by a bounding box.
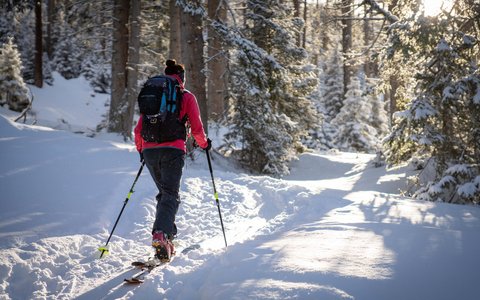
[175,84,184,118]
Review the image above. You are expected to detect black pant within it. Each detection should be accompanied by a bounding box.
[143,147,185,237]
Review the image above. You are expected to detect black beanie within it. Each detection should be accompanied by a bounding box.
[164,59,185,83]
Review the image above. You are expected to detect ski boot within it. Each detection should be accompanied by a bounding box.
[152,231,175,262]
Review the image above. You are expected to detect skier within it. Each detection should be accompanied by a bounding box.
[134,59,211,261]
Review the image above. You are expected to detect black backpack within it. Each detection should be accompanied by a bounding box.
[137,75,187,143]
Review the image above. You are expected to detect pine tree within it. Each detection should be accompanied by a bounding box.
[384,2,480,204]
[53,23,82,79]
[391,37,480,203]
[303,2,344,151]
[79,1,112,93]
[332,77,379,152]
[312,46,343,150]
[142,0,169,76]
[225,0,318,176]
[16,10,35,84]
[82,42,111,93]
[322,45,344,121]
[0,37,29,112]
[366,78,388,138]
[0,7,16,45]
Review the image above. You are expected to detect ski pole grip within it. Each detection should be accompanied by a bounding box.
[206,149,214,174]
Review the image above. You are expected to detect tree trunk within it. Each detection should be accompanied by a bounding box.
[46,0,55,60]
[341,0,353,97]
[387,0,399,124]
[125,0,141,137]
[293,0,301,46]
[99,1,108,58]
[207,0,228,121]
[34,0,43,88]
[439,105,455,170]
[169,0,182,60]
[388,75,398,124]
[363,4,375,78]
[108,0,130,137]
[320,0,330,51]
[302,0,307,49]
[180,1,208,134]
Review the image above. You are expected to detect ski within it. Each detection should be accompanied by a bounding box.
[181,243,200,253]
[124,258,168,284]
[123,244,200,284]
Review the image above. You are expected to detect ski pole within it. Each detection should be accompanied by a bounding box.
[98,161,145,258]
[206,149,228,248]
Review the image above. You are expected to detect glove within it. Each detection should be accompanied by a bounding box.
[139,152,144,162]
[203,138,212,151]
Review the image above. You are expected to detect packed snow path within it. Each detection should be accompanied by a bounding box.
[1,115,480,299]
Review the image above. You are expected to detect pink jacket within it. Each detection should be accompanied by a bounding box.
[134,74,208,153]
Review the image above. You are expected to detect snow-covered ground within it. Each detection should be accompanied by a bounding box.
[1,74,480,299]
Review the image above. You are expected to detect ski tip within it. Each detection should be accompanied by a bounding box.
[181,244,200,254]
[124,278,144,284]
[131,261,146,267]
[131,259,164,269]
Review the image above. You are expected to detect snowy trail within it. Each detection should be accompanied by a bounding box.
[119,152,480,300]
[83,153,385,299]
[0,111,310,299]
[176,153,480,300]
[2,110,480,299]
[70,154,313,300]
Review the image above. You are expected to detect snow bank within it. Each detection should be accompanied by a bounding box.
[28,72,110,133]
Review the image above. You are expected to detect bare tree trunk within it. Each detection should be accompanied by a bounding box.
[180,1,208,134]
[99,1,108,58]
[125,0,141,137]
[321,0,330,51]
[363,4,373,78]
[207,0,228,121]
[387,0,399,125]
[388,75,399,124]
[34,0,43,88]
[302,0,307,49]
[473,108,480,163]
[169,0,182,60]
[108,0,130,137]
[341,0,353,97]
[439,105,455,169]
[47,0,55,60]
[293,0,301,46]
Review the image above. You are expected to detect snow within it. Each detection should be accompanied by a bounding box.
[436,38,452,52]
[28,72,110,134]
[458,182,478,198]
[2,75,480,299]
[474,84,480,104]
[445,164,470,176]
